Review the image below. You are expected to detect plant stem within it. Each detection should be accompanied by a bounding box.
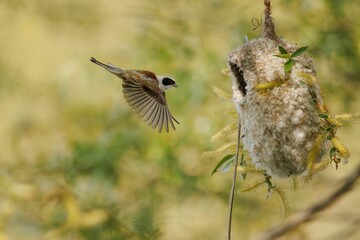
[227,118,241,240]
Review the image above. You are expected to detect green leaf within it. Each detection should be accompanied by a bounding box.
[284,59,295,73]
[240,153,246,180]
[291,46,309,58]
[318,113,329,119]
[330,147,337,159]
[211,154,235,176]
[274,53,291,59]
[243,35,249,44]
[278,46,288,54]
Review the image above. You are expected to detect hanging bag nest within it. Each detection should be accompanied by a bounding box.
[227,0,327,177]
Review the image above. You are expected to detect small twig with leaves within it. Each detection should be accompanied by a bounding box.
[274,45,309,73]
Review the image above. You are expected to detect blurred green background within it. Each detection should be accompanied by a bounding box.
[0,0,359,239]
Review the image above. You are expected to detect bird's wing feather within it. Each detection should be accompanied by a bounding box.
[122,80,179,132]
[135,70,158,80]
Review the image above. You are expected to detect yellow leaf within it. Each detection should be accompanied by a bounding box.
[203,141,237,158]
[213,86,232,101]
[64,196,81,228]
[221,68,230,76]
[254,79,284,92]
[210,120,238,142]
[307,133,326,172]
[297,72,317,86]
[327,118,343,127]
[273,187,290,219]
[81,209,108,227]
[10,183,36,199]
[331,137,350,159]
[334,113,360,124]
[239,179,266,193]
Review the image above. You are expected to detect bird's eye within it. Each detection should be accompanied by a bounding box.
[162,77,175,86]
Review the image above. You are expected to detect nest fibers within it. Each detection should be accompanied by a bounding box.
[228,37,324,178]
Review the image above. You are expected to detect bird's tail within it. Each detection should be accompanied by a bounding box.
[90,57,124,77]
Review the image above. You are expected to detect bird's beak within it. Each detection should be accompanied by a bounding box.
[174,84,178,88]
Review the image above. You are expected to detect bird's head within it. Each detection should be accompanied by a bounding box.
[157,76,178,91]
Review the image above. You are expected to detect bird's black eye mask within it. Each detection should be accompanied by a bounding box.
[162,77,176,86]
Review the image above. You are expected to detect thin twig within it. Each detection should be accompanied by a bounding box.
[226,118,241,240]
[252,163,360,240]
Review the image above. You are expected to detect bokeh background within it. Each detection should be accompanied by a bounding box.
[0,0,360,239]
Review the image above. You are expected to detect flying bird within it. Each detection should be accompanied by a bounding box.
[90,57,179,133]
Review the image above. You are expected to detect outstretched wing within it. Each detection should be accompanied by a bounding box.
[122,80,179,133]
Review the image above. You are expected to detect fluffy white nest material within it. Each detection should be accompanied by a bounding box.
[228,38,324,178]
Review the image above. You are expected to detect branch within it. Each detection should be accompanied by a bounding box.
[252,163,360,240]
[262,0,277,40]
